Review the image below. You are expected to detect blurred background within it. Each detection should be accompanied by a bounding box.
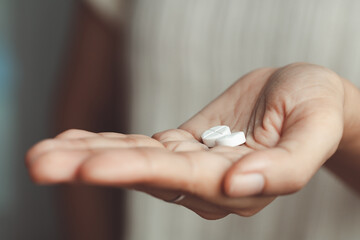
[1,1,74,239]
[1,0,360,240]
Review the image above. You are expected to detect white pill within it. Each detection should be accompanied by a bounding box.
[215,131,246,147]
[201,125,231,147]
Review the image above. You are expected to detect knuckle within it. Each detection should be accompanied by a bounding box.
[56,129,83,139]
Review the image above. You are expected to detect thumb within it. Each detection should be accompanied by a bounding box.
[223,110,343,197]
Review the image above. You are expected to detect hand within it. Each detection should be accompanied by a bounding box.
[26,63,346,219]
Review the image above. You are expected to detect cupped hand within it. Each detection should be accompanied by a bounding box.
[26,63,345,219]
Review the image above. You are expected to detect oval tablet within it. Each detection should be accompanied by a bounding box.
[201,125,231,147]
[215,131,246,147]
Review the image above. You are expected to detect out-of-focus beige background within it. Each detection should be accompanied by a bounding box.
[1,0,360,239]
[122,1,360,240]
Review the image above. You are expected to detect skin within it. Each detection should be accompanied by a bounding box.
[26,63,360,220]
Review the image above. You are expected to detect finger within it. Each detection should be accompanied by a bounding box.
[78,148,230,198]
[225,65,345,197]
[28,149,90,184]
[78,147,273,210]
[224,109,343,197]
[26,134,163,164]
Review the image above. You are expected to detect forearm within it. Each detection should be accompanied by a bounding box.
[326,78,360,194]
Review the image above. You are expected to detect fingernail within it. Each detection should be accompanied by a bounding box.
[229,173,265,197]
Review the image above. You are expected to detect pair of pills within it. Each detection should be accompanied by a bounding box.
[201,125,246,148]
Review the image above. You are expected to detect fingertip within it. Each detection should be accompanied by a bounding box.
[25,139,56,166]
[29,151,65,184]
[29,150,89,184]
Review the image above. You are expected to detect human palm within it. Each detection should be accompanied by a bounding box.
[26,63,345,219]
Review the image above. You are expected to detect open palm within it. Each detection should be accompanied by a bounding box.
[26,63,345,219]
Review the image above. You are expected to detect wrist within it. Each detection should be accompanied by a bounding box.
[339,78,360,152]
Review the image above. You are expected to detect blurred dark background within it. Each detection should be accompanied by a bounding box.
[1,1,75,238]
